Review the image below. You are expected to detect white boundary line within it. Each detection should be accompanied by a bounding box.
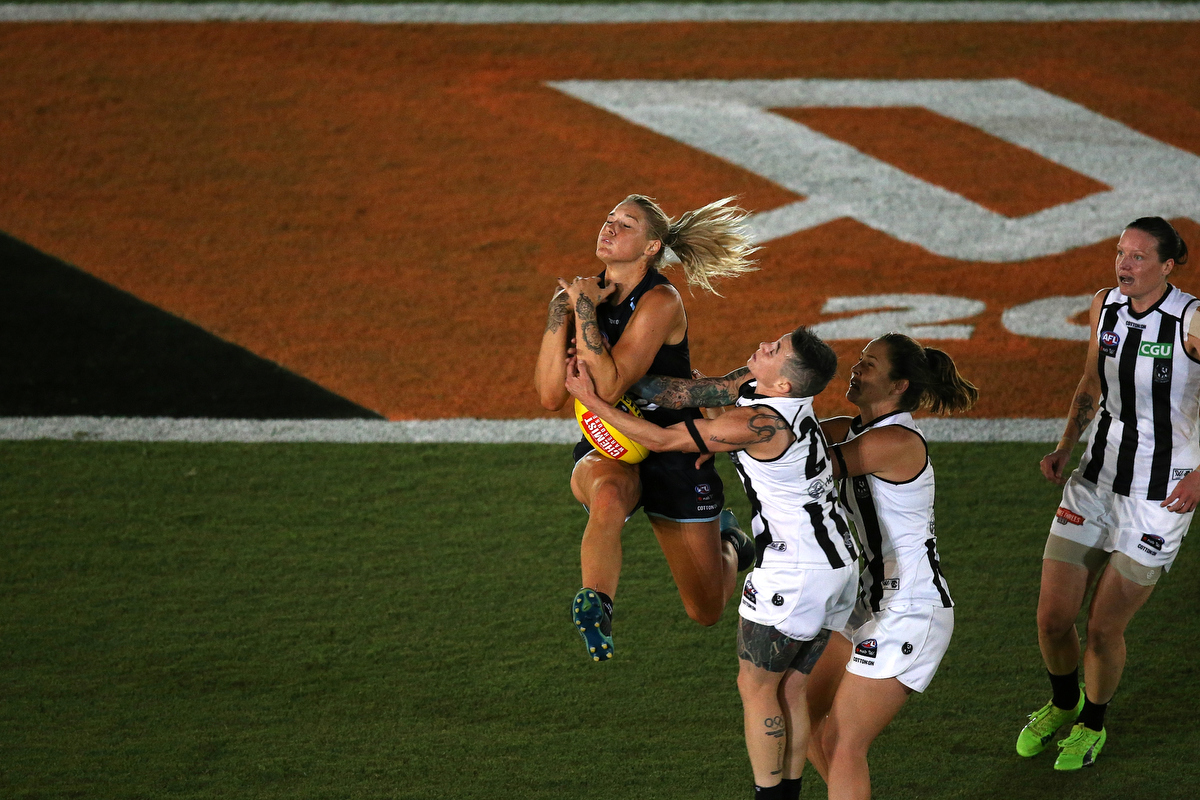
[0,416,1063,442]
[2,2,1199,23]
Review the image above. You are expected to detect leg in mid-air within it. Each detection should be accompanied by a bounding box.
[569,451,640,661]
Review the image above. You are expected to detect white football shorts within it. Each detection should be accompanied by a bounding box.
[738,565,857,642]
[1049,471,1192,571]
[844,602,954,693]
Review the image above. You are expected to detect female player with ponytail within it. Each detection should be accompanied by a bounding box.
[533,194,758,661]
[1015,217,1198,771]
[804,333,978,800]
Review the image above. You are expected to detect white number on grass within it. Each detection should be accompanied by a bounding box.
[811,294,986,340]
[1001,294,1093,341]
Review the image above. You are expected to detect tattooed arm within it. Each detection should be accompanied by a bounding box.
[630,366,751,410]
[558,276,685,403]
[1040,290,1106,485]
[566,358,792,458]
[533,286,575,410]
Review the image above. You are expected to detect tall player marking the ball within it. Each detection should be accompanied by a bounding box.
[534,194,758,662]
[568,327,859,800]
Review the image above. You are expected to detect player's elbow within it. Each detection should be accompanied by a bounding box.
[537,387,568,411]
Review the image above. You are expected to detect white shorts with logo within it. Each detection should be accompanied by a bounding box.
[842,602,954,693]
[738,565,857,642]
[1050,471,1193,571]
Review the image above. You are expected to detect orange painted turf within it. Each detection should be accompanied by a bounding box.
[1,21,1198,420]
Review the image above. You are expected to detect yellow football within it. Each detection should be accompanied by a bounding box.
[575,396,650,464]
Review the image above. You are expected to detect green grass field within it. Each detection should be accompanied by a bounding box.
[2,441,1197,799]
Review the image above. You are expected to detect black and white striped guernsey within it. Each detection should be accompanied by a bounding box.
[837,410,953,611]
[1080,285,1200,501]
[729,382,857,570]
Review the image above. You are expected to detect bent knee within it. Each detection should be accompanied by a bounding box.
[683,599,724,627]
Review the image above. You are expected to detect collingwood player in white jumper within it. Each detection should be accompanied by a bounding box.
[565,327,856,800]
[1017,217,1198,771]
[803,334,977,800]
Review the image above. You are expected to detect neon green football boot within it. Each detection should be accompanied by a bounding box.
[1016,691,1085,757]
[1054,723,1107,771]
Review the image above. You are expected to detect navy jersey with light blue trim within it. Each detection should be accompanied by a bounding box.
[596,267,697,428]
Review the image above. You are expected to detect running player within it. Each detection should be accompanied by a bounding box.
[1016,217,1198,770]
[533,195,757,662]
[566,327,858,800]
[802,333,977,800]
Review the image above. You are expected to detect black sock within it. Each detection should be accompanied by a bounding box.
[754,784,785,800]
[596,591,613,620]
[1048,668,1080,710]
[781,776,802,800]
[1077,697,1107,731]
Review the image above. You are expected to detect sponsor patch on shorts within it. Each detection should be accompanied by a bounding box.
[1173,468,1192,481]
[1140,533,1165,551]
[742,577,758,607]
[855,638,878,658]
[1055,507,1084,526]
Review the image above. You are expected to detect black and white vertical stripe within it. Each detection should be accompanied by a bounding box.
[1079,286,1200,501]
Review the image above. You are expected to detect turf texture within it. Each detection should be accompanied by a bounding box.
[2,442,1196,799]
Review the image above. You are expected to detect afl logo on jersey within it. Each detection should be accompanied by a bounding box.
[1100,331,1120,357]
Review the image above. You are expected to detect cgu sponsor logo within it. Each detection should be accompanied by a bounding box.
[1139,341,1174,359]
[1055,507,1084,526]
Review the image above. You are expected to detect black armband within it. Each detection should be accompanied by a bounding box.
[684,417,709,454]
[831,444,847,477]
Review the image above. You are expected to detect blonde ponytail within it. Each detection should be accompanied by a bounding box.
[623,194,758,296]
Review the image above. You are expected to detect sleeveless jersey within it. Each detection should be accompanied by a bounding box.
[1079,285,1200,501]
[837,410,953,611]
[729,383,857,570]
[596,268,697,428]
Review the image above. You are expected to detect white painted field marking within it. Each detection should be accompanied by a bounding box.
[813,294,986,340]
[1002,294,1094,341]
[549,79,1200,262]
[0,416,1063,443]
[3,3,1200,23]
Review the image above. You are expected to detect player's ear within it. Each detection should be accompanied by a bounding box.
[645,239,662,258]
[891,378,909,398]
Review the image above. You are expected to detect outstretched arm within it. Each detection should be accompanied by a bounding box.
[630,366,751,409]
[567,359,790,457]
[1040,290,1105,485]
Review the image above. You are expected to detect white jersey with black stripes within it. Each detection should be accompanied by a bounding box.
[1079,285,1200,501]
[729,383,857,570]
[837,410,953,612]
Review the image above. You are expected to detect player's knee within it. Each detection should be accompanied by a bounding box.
[1036,604,1076,640]
[589,478,637,512]
[1085,619,1126,653]
[683,597,723,627]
